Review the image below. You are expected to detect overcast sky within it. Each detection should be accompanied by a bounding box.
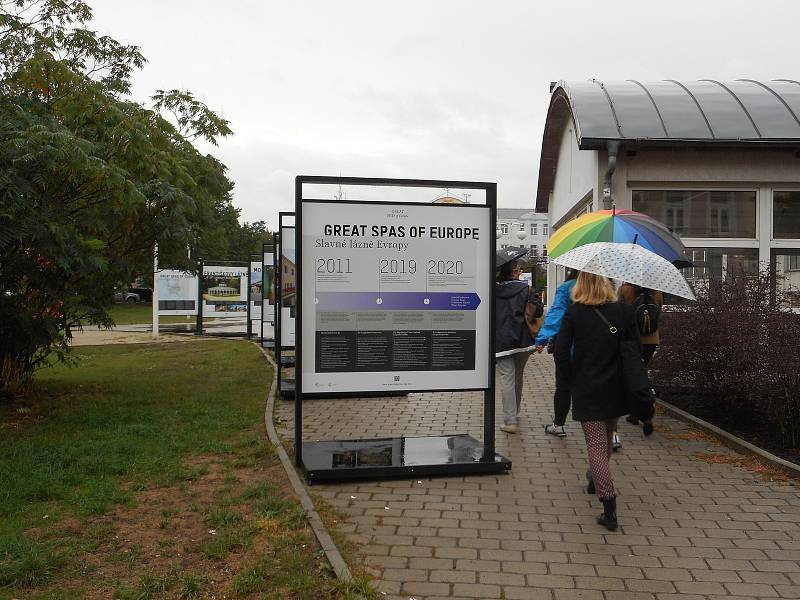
[89,0,798,228]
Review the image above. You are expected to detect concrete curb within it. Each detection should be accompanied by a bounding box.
[657,398,800,478]
[256,344,357,585]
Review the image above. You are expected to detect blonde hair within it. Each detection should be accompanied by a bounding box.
[571,272,617,306]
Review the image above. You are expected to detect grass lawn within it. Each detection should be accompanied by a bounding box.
[0,340,372,599]
[104,303,198,325]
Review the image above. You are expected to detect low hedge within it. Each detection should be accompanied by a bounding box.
[652,271,800,452]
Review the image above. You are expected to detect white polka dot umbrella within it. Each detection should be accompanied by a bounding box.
[551,242,696,300]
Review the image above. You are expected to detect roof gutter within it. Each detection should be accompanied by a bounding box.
[601,140,620,209]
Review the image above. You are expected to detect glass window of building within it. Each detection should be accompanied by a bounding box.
[773,191,800,239]
[500,223,508,235]
[684,247,758,284]
[530,223,537,235]
[542,247,548,257]
[659,247,759,305]
[532,245,538,256]
[543,225,549,236]
[632,190,757,238]
[771,249,800,308]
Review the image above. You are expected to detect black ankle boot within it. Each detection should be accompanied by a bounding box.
[597,496,618,531]
[586,469,595,494]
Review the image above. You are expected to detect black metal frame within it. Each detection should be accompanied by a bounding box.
[275,214,296,397]
[247,252,267,340]
[259,243,275,347]
[294,175,507,481]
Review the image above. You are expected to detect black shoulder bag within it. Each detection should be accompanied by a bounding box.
[593,307,656,422]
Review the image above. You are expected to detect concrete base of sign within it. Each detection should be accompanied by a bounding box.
[301,434,511,484]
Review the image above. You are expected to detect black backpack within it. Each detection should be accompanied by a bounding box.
[632,287,660,336]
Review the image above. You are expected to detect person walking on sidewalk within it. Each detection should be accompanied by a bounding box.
[554,272,640,530]
[495,248,544,434]
[535,269,577,438]
[618,282,663,436]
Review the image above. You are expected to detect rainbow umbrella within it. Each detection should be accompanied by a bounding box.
[546,209,691,267]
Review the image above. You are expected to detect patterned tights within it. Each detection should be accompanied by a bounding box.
[581,419,618,499]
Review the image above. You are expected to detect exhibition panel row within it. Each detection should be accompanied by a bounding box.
[154,251,278,339]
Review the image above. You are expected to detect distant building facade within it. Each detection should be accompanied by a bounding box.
[496,209,550,258]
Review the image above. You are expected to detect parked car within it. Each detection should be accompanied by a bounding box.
[129,287,153,302]
[114,291,141,303]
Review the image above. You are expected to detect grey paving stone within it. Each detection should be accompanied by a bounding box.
[278,353,797,599]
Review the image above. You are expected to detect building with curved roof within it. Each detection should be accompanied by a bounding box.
[536,79,800,305]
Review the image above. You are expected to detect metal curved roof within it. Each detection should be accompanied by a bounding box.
[535,79,800,211]
[560,79,800,145]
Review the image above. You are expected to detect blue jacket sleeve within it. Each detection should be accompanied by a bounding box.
[534,279,574,345]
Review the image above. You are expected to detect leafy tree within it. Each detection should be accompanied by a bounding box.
[0,0,251,395]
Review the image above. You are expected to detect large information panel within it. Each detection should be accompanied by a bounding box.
[300,201,492,394]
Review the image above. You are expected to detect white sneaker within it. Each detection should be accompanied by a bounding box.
[544,423,567,437]
[500,424,519,434]
[612,432,622,451]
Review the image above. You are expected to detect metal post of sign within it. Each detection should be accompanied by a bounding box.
[275,232,282,395]
[260,244,266,345]
[294,175,510,483]
[293,186,302,466]
[196,259,204,335]
[483,183,497,462]
[246,264,252,339]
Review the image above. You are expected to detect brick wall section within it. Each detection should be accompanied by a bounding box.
[276,353,800,600]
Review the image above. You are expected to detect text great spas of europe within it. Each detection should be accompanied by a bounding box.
[322,224,480,239]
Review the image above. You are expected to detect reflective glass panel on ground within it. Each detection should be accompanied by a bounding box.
[771,249,800,308]
[773,191,800,239]
[632,190,757,238]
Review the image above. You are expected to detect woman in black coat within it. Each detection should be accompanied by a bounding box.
[554,272,640,530]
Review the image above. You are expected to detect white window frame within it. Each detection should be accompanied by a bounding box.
[785,254,800,272]
[771,188,800,244]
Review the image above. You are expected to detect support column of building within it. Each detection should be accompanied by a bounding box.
[758,185,772,270]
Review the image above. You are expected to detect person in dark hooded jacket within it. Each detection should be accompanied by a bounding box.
[495,253,543,433]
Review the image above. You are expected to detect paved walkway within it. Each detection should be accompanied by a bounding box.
[276,353,800,600]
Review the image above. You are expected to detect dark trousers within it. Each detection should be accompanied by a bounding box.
[642,344,657,365]
[553,359,571,426]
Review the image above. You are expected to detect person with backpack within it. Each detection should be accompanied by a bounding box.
[554,272,640,530]
[495,248,545,434]
[618,282,663,436]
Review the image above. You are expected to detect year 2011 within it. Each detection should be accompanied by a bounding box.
[316,258,352,273]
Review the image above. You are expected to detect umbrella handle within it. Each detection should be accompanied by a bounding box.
[633,233,639,245]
